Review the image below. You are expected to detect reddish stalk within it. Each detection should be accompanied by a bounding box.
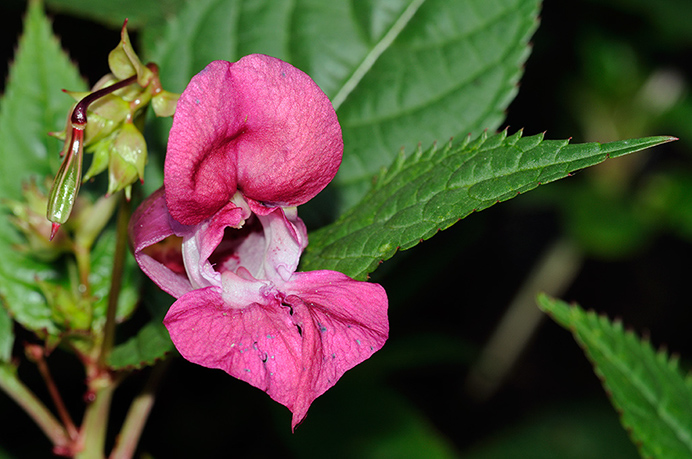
[25,344,79,441]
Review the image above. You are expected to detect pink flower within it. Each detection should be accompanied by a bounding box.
[164,55,343,225]
[129,55,388,428]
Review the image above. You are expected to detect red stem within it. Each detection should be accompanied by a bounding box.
[27,345,79,441]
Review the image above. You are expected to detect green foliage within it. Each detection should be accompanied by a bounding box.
[0,2,139,342]
[642,170,692,242]
[142,0,541,212]
[107,320,172,370]
[89,229,139,330]
[0,0,85,202]
[560,184,653,258]
[107,283,174,369]
[0,0,86,335]
[538,294,692,459]
[302,131,674,279]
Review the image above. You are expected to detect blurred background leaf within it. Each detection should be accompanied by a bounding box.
[460,401,639,459]
[44,0,185,28]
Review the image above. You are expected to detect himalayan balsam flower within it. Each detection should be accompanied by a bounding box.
[129,55,388,428]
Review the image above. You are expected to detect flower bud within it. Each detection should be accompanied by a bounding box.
[107,122,147,197]
[152,89,179,117]
[46,19,178,230]
[65,89,131,145]
[47,127,84,237]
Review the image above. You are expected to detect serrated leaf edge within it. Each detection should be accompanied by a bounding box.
[537,294,692,458]
[304,131,674,279]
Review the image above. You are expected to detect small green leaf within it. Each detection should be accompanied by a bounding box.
[301,131,675,279]
[107,284,174,370]
[107,320,173,370]
[537,294,692,459]
[0,0,86,335]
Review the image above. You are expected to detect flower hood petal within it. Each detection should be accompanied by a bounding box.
[164,61,239,225]
[165,55,343,225]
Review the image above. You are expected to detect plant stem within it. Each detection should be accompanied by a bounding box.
[31,347,79,440]
[99,194,130,368]
[0,362,71,452]
[109,359,170,459]
[74,243,92,298]
[76,378,117,459]
[74,193,130,458]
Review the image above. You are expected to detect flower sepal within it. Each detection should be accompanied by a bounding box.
[108,19,153,87]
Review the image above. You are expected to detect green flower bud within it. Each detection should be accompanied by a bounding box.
[46,20,178,231]
[107,122,147,196]
[47,127,84,238]
[152,89,179,117]
[66,88,131,145]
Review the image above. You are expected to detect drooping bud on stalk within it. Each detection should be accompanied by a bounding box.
[46,124,84,240]
[46,75,138,238]
[45,19,179,239]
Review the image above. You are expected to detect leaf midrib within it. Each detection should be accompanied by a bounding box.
[331,0,427,110]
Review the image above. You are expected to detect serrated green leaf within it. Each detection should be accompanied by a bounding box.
[107,320,173,370]
[107,284,174,370]
[0,1,86,334]
[143,0,541,211]
[537,294,692,459]
[301,131,675,279]
[0,1,86,200]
